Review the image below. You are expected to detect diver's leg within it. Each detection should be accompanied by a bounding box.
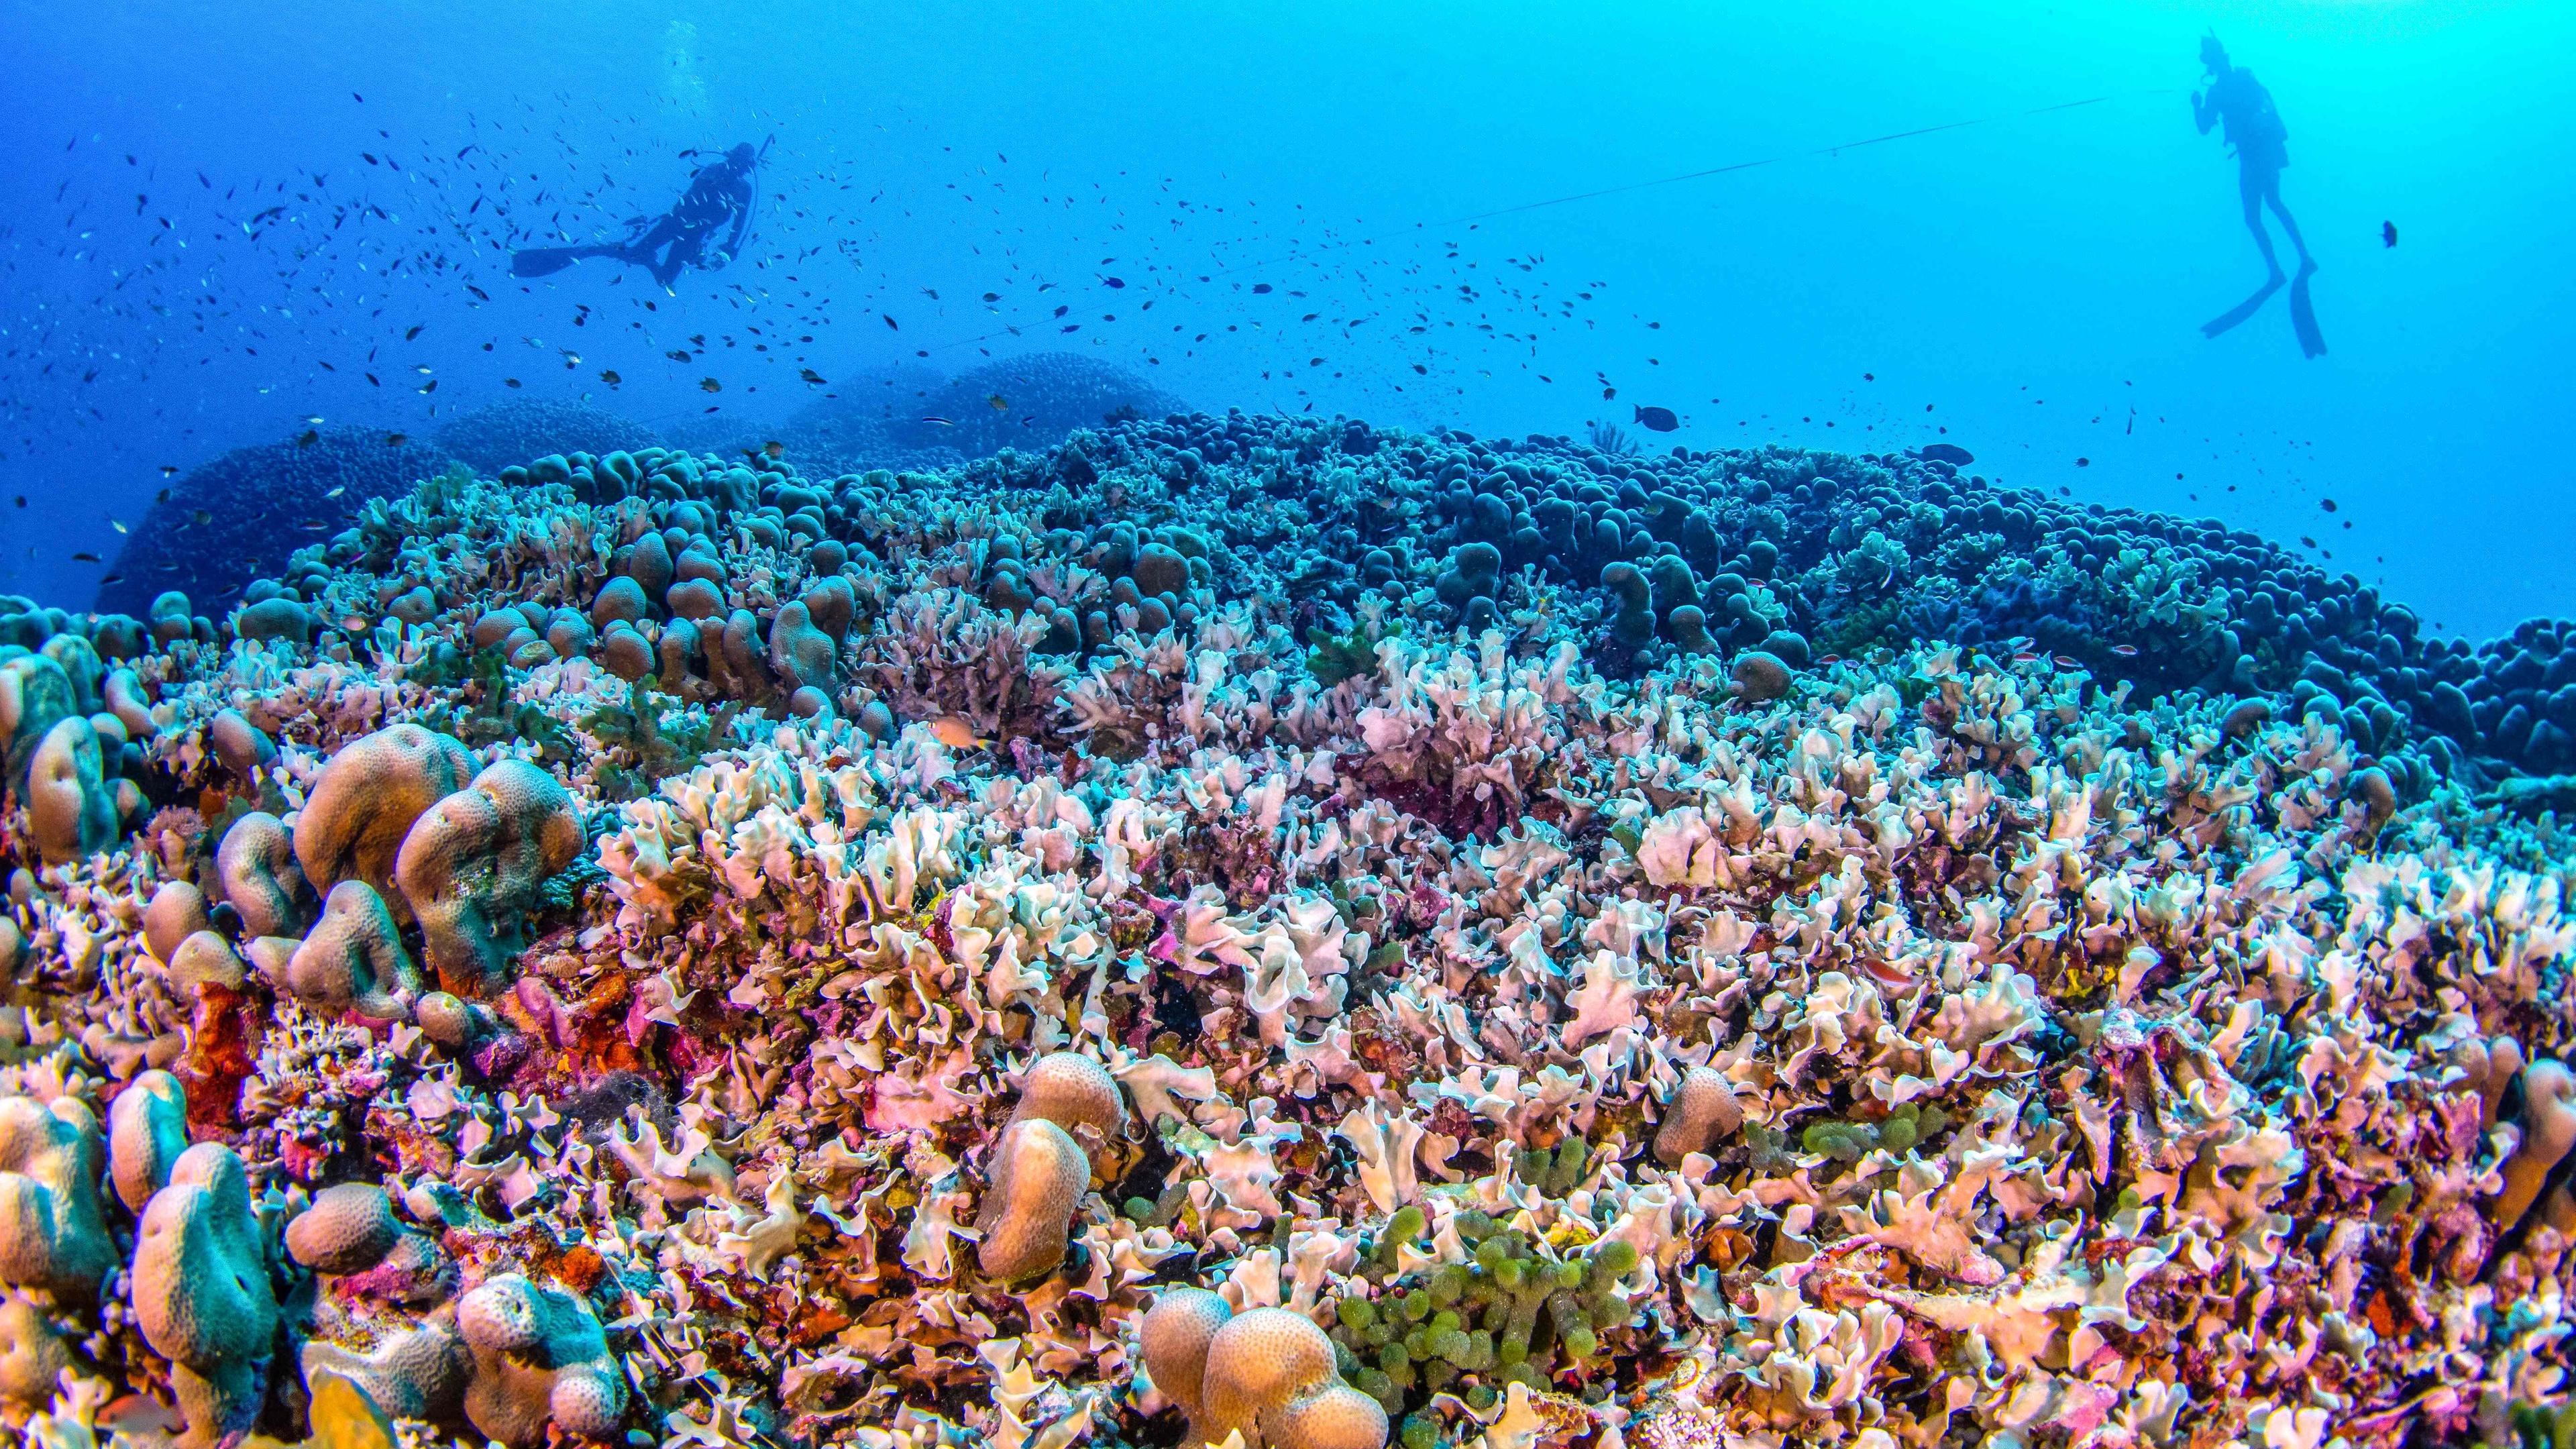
[2239,166,2285,281]
[651,233,704,290]
[616,215,686,267]
[2263,176,2314,270]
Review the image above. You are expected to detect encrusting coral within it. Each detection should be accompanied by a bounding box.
[2,409,2576,1449]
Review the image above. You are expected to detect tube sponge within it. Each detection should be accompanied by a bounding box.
[1183,1302,1388,1449]
[1652,1066,1745,1167]
[294,724,477,919]
[110,1069,192,1214]
[280,881,421,1020]
[0,1094,115,1301]
[133,1144,280,1449]
[455,1272,626,1448]
[392,759,584,996]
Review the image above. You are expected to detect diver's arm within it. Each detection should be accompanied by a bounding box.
[2192,89,2217,133]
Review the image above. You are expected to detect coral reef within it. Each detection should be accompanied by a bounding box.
[97,427,447,617]
[0,407,2571,1449]
[433,399,660,478]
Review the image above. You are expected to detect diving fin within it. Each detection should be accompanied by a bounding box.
[2200,275,2284,339]
[2288,263,2326,358]
[510,247,592,279]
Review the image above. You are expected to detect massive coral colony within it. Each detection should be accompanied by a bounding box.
[3,409,2573,1449]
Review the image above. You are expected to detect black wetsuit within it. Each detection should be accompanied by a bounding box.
[2194,67,2309,280]
[610,152,755,286]
[515,148,755,288]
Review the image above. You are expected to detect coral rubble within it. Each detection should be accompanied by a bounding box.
[3,407,2576,1449]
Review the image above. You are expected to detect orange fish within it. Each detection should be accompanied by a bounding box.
[926,715,992,750]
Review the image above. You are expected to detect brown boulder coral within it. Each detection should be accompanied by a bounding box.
[975,1052,1128,1283]
[294,724,477,918]
[276,879,423,1021]
[216,810,311,938]
[1144,1293,1387,1449]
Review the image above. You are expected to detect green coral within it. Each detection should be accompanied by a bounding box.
[1307,616,1401,688]
[1329,1189,1639,1421]
[581,680,733,802]
[2512,1400,2576,1449]
[1799,1101,1951,1167]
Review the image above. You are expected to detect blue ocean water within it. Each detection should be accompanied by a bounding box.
[1,0,2568,635]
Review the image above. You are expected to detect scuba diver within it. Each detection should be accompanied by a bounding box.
[2192,36,2324,356]
[513,141,762,288]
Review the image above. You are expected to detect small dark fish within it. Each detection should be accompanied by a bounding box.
[920,415,954,426]
[1252,282,1272,293]
[11,496,24,507]
[1102,276,1124,288]
[987,394,1008,411]
[2320,498,2338,513]
[882,313,899,329]
[2381,221,2398,248]
[72,551,101,563]
[405,324,423,340]
[2075,457,2090,468]
[159,465,178,476]
[798,368,826,384]
[1633,405,1679,432]
[600,370,621,386]
[384,432,407,445]
[1911,443,1974,466]
[155,488,172,502]
[700,378,722,393]
[297,429,320,447]
[762,441,784,460]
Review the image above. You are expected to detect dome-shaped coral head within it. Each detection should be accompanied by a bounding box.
[0,1094,114,1301]
[1199,1307,1389,1449]
[394,757,585,997]
[1006,1051,1128,1183]
[974,1118,1088,1283]
[458,1272,625,1448]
